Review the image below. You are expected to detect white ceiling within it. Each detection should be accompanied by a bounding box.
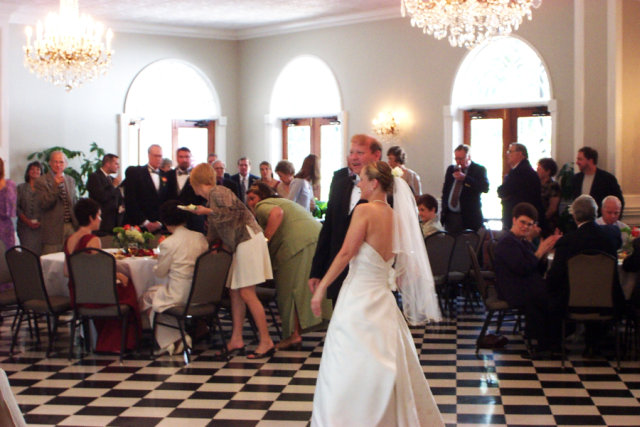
[1,0,401,39]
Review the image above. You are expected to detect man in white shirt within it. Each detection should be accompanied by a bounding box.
[596,195,629,248]
[230,157,258,203]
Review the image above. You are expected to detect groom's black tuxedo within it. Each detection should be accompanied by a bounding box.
[310,167,359,301]
[87,169,124,235]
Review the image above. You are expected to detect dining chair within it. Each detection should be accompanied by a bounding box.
[0,241,19,329]
[448,230,481,312]
[152,249,233,363]
[562,250,620,370]
[467,242,521,354]
[5,246,71,357]
[424,231,455,314]
[67,247,136,362]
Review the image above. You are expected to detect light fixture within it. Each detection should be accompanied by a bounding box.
[401,0,542,49]
[372,111,399,141]
[23,0,114,91]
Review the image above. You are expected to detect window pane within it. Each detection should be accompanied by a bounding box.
[177,128,208,165]
[517,116,552,168]
[470,118,503,222]
[139,118,172,165]
[287,125,311,172]
[320,124,342,201]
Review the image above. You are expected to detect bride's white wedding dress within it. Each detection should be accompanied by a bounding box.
[311,241,444,427]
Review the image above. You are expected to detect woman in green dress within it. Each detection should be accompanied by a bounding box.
[246,182,332,350]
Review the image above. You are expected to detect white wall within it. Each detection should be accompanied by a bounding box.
[6,26,239,180]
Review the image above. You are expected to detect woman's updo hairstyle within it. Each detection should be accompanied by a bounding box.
[363,161,394,194]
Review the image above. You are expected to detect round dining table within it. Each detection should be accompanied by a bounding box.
[40,249,163,298]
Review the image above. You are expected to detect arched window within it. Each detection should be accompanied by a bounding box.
[269,55,343,201]
[122,60,222,169]
[450,36,554,224]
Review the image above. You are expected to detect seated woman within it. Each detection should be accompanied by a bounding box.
[140,200,209,355]
[246,183,332,350]
[64,198,142,353]
[190,163,275,359]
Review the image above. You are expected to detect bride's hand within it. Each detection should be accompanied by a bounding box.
[311,288,325,317]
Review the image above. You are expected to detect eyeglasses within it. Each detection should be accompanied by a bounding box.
[516,219,536,227]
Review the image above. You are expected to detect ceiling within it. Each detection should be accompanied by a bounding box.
[1,0,401,39]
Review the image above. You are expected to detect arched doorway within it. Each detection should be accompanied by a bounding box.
[268,55,344,201]
[448,36,554,224]
[120,59,224,170]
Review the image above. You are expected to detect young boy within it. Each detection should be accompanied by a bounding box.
[417,194,444,238]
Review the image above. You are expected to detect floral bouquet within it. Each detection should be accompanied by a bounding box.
[113,225,155,256]
[620,225,640,255]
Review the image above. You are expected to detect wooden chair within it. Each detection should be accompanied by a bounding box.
[563,250,620,369]
[5,246,71,357]
[424,231,455,314]
[67,248,137,362]
[152,249,233,363]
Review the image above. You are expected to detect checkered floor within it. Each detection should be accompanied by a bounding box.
[1,300,640,426]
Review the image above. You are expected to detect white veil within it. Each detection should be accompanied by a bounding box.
[392,176,442,325]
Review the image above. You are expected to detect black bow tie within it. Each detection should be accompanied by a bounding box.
[148,166,159,175]
[177,169,189,176]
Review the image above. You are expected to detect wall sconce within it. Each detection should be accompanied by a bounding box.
[372,111,399,138]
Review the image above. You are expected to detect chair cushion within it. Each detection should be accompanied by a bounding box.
[481,270,495,281]
[433,275,447,286]
[255,287,276,302]
[568,313,614,321]
[24,297,70,314]
[78,304,131,317]
[163,303,216,318]
[485,296,510,311]
[447,271,466,284]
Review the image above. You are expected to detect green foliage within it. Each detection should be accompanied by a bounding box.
[313,199,328,219]
[557,162,575,201]
[27,142,106,196]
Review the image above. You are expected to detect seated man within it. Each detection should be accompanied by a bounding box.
[547,195,623,357]
[493,202,561,357]
[417,194,444,238]
[140,200,209,355]
[596,195,629,248]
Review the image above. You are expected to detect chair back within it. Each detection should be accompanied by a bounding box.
[449,230,479,274]
[68,248,118,306]
[424,231,455,278]
[567,251,616,309]
[185,249,233,312]
[5,246,49,306]
[0,241,11,284]
[467,241,489,300]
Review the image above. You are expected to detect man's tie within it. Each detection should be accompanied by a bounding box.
[450,174,464,208]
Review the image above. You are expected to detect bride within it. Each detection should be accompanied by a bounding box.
[310,161,443,427]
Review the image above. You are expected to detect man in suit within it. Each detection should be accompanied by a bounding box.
[497,143,545,230]
[440,144,489,233]
[35,151,78,254]
[309,134,382,305]
[493,202,561,357]
[213,160,240,199]
[570,146,624,217]
[87,153,124,235]
[230,157,259,203]
[124,144,174,232]
[546,195,623,356]
[166,147,206,234]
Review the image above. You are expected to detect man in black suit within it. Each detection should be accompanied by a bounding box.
[213,160,241,200]
[497,143,545,230]
[166,147,206,234]
[124,144,174,232]
[87,153,124,235]
[441,144,489,233]
[570,146,624,217]
[546,195,623,356]
[309,134,382,305]
[230,157,259,203]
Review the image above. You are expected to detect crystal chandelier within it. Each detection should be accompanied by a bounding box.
[23,0,114,91]
[401,0,542,49]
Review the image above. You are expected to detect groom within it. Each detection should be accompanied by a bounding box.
[309,134,382,305]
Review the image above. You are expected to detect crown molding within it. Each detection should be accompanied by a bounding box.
[235,7,400,40]
[8,5,400,41]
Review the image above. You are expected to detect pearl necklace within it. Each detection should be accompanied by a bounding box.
[371,199,388,206]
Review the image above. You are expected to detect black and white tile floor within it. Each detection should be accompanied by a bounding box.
[2,300,640,426]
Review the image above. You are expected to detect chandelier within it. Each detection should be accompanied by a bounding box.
[401,0,542,48]
[23,0,114,91]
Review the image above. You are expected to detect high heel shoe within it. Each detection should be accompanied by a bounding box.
[246,346,276,360]
[213,345,245,360]
[275,341,302,351]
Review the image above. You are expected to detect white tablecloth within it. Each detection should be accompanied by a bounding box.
[40,250,163,298]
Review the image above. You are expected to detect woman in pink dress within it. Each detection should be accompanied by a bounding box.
[64,198,142,353]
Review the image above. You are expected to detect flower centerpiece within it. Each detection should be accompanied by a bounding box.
[620,225,640,255]
[113,224,155,256]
